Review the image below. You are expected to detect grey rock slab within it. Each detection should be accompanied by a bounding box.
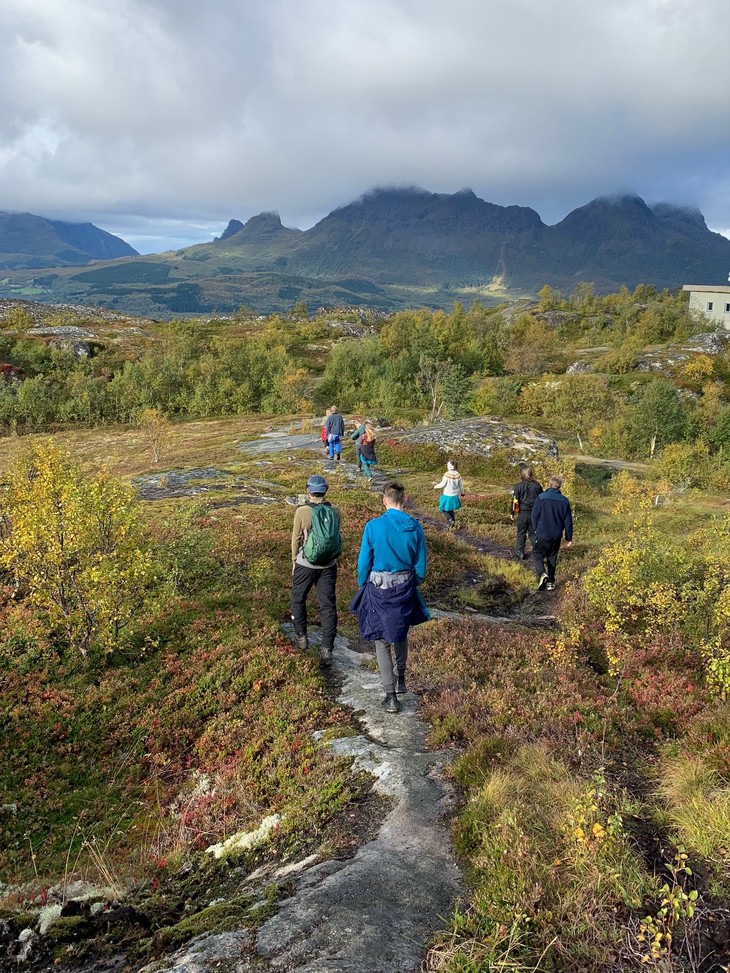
[137,931,251,973]
[238,432,323,455]
[29,325,96,339]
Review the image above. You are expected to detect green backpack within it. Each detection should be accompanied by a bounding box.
[303,502,343,565]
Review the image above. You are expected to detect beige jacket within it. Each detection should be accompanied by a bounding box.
[291,497,341,568]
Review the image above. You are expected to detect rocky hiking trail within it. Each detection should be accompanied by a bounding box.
[105,422,557,972]
[141,628,462,973]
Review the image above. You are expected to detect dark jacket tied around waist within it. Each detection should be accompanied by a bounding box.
[349,574,430,643]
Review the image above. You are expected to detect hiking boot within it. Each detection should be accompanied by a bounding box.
[382,692,399,713]
[320,645,333,666]
[296,634,308,650]
[546,581,556,591]
[537,573,549,591]
[395,672,407,694]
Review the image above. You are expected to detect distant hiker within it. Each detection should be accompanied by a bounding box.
[433,460,466,529]
[510,465,544,560]
[531,474,573,592]
[349,481,429,714]
[321,407,333,456]
[349,418,367,470]
[290,474,343,665]
[325,405,346,461]
[359,421,378,481]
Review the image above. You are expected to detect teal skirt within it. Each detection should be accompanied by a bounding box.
[439,494,462,512]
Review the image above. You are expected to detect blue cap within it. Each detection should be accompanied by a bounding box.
[307,474,328,494]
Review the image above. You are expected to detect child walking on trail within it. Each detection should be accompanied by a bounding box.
[359,421,378,481]
[321,407,332,456]
[433,460,466,529]
[349,418,366,470]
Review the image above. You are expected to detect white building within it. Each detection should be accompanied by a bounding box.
[683,284,730,327]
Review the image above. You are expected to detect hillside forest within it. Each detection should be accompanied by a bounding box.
[1,283,730,972]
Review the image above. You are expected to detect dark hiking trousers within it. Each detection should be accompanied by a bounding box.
[533,536,562,582]
[516,511,536,556]
[291,563,337,648]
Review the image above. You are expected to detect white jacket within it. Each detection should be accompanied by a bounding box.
[433,471,465,497]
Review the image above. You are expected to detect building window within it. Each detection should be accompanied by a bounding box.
[725,303,730,313]
[707,302,714,311]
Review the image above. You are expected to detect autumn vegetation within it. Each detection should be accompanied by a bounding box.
[1,284,729,970]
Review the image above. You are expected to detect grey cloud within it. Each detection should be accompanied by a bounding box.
[0,0,727,250]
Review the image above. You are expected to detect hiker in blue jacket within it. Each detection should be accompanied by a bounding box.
[531,474,573,592]
[350,481,429,714]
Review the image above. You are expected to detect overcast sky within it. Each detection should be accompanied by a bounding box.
[1,0,728,253]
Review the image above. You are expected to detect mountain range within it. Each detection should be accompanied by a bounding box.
[1,188,728,317]
[0,212,138,269]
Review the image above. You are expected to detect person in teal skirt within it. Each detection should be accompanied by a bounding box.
[433,460,466,529]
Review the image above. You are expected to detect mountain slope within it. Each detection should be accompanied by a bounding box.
[0,212,138,269]
[517,194,730,290]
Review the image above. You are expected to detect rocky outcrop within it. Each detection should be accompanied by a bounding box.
[637,332,730,372]
[391,417,558,459]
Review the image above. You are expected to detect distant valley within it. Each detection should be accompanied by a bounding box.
[1,188,728,317]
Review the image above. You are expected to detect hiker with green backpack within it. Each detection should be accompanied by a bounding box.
[290,474,343,665]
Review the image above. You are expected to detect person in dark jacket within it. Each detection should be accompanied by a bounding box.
[531,475,573,592]
[510,465,543,560]
[325,406,346,461]
[350,481,429,714]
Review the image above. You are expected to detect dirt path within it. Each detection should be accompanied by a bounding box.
[139,628,462,973]
[404,494,514,560]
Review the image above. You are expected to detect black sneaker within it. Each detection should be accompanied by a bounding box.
[537,573,549,591]
[546,581,556,592]
[395,673,407,694]
[296,634,308,650]
[320,646,333,666]
[382,693,399,713]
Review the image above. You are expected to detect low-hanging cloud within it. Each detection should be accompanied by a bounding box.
[0,0,727,251]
